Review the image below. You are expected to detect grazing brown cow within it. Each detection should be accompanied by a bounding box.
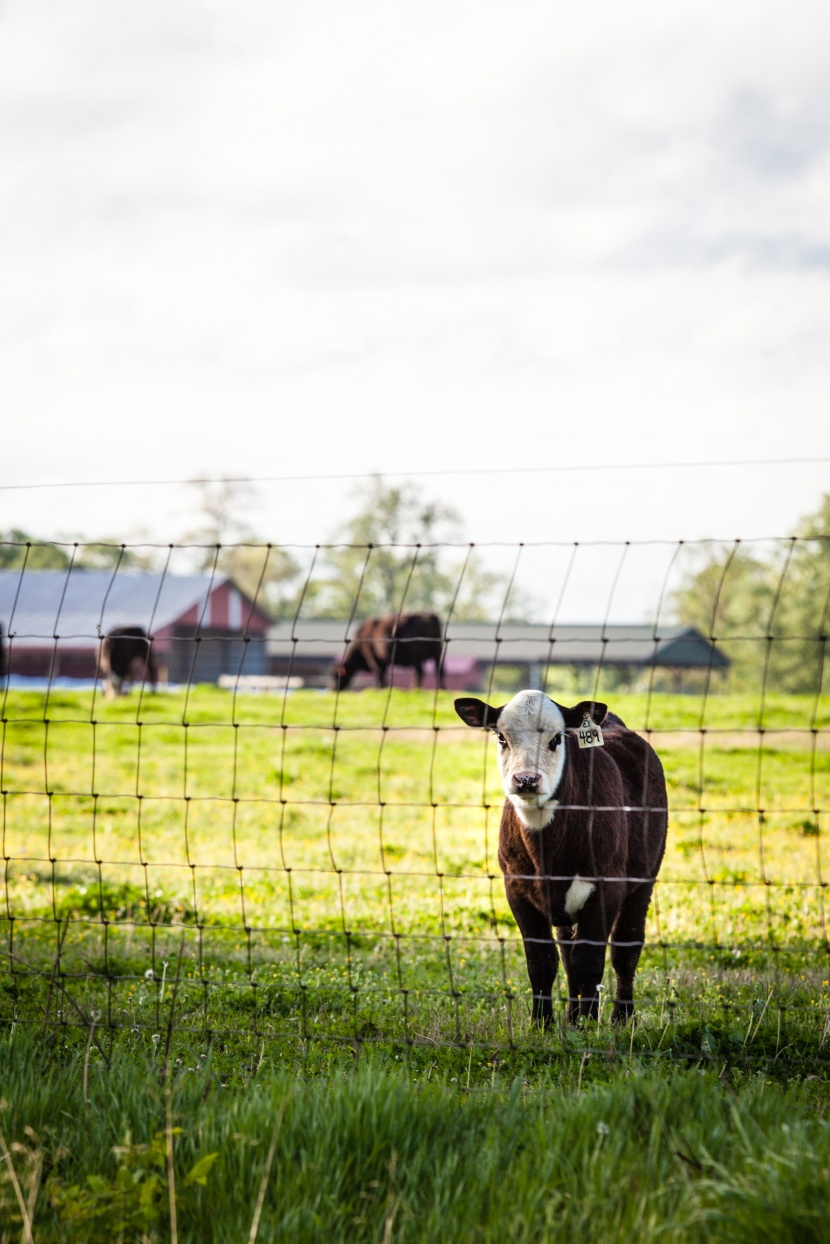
[99,626,157,697]
[331,612,444,690]
[454,689,667,1026]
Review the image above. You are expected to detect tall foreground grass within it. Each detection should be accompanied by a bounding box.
[2,1026,830,1244]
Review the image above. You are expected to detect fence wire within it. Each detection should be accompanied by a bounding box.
[0,535,828,1073]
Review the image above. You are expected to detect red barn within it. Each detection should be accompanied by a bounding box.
[0,571,270,684]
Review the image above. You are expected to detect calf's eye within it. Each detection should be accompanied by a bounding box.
[549,733,562,751]
[496,732,508,748]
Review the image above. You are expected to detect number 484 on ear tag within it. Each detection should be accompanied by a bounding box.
[577,713,604,749]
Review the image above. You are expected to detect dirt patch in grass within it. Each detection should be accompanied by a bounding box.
[639,729,830,750]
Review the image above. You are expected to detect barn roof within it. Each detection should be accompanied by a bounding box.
[0,571,259,649]
[267,620,729,669]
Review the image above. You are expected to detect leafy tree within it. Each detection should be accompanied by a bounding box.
[0,529,158,571]
[305,477,539,622]
[181,477,300,616]
[770,495,830,695]
[670,494,830,694]
[0,528,71,569]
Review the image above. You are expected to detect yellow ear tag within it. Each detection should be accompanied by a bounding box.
[577,712,604,749]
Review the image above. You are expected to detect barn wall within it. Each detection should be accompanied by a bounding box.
[4,646,99,679]
[172,584,269,635]
[4,634,267,686]
[168,628,267,684]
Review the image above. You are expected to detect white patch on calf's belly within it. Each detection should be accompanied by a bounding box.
[564,876,595,917]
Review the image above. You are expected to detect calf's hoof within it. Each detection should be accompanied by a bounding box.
[611,999,634,1025]
[567,996,600,1025]
[531,996,554,1028]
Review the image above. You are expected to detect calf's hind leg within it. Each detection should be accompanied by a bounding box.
[609,885,653,1025]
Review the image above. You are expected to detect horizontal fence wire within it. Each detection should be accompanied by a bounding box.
[0,533,829,1077]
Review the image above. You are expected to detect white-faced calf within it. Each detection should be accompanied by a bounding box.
[455,689,667,1025]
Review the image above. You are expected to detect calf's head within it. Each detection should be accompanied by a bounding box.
[454,689,608,830]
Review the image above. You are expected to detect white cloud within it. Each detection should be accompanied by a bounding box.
[0,0,829,619]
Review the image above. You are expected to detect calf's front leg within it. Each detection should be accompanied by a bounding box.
[505,884,559,1026]
[566,909,610,1023]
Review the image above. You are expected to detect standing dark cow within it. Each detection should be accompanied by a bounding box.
[454,689,667,1026]
[331,612,444,690]
[99,626,157,697]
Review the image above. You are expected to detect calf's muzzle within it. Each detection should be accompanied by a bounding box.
[513,772,541,794]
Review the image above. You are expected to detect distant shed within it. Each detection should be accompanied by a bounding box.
[267,619,728,690]
[0,571,270,684]
[443,622,729,689]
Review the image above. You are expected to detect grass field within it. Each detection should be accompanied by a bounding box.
[2,686,830,1240]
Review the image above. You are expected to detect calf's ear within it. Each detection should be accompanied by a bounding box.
[559,700,608,728]
[454,698,503,729]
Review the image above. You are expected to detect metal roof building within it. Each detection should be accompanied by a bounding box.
[0,571,270,683]
[267,619,728,690]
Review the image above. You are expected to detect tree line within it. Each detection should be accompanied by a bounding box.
[0,477,536,624]
[3,483,827,693]
[669,494,830,695]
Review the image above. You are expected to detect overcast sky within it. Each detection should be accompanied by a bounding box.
[1,0,829,617]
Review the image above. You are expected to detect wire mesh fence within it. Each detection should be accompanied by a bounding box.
[0,534,829,1075]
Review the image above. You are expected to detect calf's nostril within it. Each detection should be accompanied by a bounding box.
[514,772,540,793]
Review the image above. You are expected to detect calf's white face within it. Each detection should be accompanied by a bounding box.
[493,691,567,828]
[456,689,567,830]
[455,690,609,832]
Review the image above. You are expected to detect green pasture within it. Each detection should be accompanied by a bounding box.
[1,686,829,1072]
[2,687,830,1240]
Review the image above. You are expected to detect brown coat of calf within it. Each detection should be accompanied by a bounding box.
[331,612,444,690]
[455,694,667,1025]
[99,626,157,697]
